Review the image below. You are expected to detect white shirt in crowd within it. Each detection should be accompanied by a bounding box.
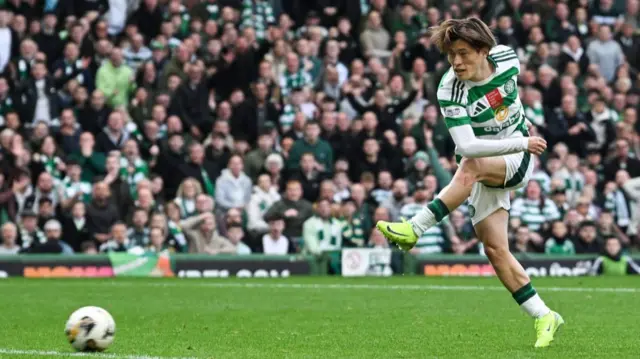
[34,79,51,124]
[261,234,290,255]
[0,27,11,73]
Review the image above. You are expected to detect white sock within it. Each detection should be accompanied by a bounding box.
[520,294,551,319]
[409,207,436,236]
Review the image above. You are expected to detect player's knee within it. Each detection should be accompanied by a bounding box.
[455,158,482,185]
[484,241,510,262]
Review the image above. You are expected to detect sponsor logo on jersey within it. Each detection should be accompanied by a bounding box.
[445,107,461,117]
[486,88,504,109]
[504,79,516,94]
[494,105,509,122]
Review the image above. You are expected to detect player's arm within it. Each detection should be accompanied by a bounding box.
[439,101,546,157]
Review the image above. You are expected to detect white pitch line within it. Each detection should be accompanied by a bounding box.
[0,349,199,359]
[2,280,639,293]
[141,281,640,293]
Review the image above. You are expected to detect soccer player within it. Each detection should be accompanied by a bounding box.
[376,18,564,347]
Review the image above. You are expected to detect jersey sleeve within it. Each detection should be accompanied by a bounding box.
[437,76,470,129]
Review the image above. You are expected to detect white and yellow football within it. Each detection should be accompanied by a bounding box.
[65,306,116,352]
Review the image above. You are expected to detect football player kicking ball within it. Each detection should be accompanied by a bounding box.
[376,18,563,348]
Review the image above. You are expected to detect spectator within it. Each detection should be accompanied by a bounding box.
[511,225,541,253]
[96,47,134,107]
[574,220,601,254]
[381,178,410,221]
[258,215,295,255]
[545,220,576,255]
[61,201,91,253]
[360,11,391,61]
[27,219,72,254]
[0,222,20,254]
[214,154,252,212]
[246,173,281,234]
[100,222,135,253]
[181,212,235,254]
[586,25,625,83]
[86,182,120,244]
[590,237,640,275]
[287,121,334,173]
[511,181,561,232]
[302,198,342,254]
[174,178,202,219]
[226,223,252,255]
[264,180,313,240]
[244,130,275,182]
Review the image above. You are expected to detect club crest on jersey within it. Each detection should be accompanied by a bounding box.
[494,105,509,122]
[504,79,516,94]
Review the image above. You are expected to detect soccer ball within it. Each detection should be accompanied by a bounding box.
[65,306,116,352]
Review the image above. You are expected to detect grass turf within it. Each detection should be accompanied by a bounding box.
[0,276,639,359]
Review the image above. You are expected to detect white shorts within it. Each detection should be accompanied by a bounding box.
[468,152,534,226]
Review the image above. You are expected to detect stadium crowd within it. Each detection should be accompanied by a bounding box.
[0,0,638,259]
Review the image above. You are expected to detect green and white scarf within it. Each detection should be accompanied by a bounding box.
[201,168,215,196]
[34,154,64,180]
[176,197,197,219]
[62,176,93,203]
[342,217,365,247]
[168,220,188,252]
[19,226,46,249]
[279,70,311,97]
[241,0,275,40]
[119,157,149,194]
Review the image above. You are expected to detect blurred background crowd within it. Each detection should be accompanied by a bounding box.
[0,0,638,259]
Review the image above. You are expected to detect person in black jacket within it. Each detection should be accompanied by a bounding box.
[169,59,211,139]
[288,152,329,203]
[60,201,92,253]
[230,81,279,145]
[131,0,164,42]
[86,181,120,244]
[95,110,129,153]
[344,82,419,133]
[16,61,62,126]
[33,12,64,70]
[545,94,595,157]
[78,89,112,135]
[179,142,219,198]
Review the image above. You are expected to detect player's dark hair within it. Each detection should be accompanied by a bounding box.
[429,18,497,53]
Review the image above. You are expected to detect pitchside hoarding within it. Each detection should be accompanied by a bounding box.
[174,257,312,278]
[417,256,594,277]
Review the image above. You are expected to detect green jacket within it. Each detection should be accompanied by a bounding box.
[68,152,107,183]
[96,61,135,108]
[287,138,333,173]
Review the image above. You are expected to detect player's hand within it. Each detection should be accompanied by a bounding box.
[527,136,547,155]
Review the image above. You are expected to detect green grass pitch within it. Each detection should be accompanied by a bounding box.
[0,276,639,359]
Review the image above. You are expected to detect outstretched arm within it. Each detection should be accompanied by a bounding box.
[449,125,530,158]
[440,101,545,158]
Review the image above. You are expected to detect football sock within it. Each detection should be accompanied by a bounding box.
[512,282,551,318]
[410,198,449,236]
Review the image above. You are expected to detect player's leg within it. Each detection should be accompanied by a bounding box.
[376,156,507,247]
[410,156,506,233]
[475,208,564,347]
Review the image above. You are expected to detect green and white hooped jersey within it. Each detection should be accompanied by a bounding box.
[437,45,527,144]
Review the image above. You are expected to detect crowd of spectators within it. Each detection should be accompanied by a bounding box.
[0,0,639,259]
